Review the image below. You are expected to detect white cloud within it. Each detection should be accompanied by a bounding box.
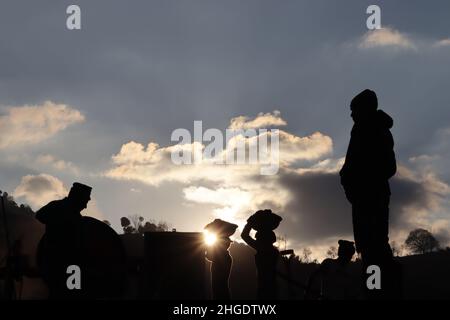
[409,154,439,164]
[434,38,450,47]
[105,111,330,234]
[228,110,287,130]
[359,27,415,50]
[105,111,332,186]
[277,131,332,165]
[0,101,84,149]
[13,173,104,219]
[13,174,67,209]
[183,186,251,207]
[36,154,80,175]
[183,186,252,226]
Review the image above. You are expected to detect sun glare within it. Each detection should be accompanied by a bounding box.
[204,230,217,246]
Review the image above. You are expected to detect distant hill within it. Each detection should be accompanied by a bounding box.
[399,251,450,299]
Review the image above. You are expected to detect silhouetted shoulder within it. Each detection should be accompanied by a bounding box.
[35,198,68,224]
[376,110,393,129]
[319,258,334,273]
[375,109,397,178]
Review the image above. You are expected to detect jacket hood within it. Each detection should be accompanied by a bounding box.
[376,109,393,129]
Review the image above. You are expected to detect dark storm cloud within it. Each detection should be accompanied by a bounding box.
[1,0,449,150]
[276,170,438,244]
[389,177,431,227]
[279,172,351,241]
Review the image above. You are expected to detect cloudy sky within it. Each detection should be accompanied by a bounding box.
[1,0,450,259]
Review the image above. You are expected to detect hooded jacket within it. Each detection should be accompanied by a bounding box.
[340,109,397,199]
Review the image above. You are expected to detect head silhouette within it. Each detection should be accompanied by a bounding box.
[337,240,355,264]
[350,89,378,124]
[68,182,92,211]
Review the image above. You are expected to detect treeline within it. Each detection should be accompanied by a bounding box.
[1,190,448,259]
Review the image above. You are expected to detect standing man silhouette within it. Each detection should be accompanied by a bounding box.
[36,182,91,299]
[340,89,399,299]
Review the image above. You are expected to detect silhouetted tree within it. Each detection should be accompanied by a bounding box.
[326,246,338,259]
[138,221,169,233]
[301,248,312,263]
[138,221,157,233]
[390,241,402,257]
[405,228,440,254]
[129,214,143,230]
[156,221,169,232]
[120,216,169,234]
[276,235,287,251]
[1,191,35,216]
[120,217,135,234]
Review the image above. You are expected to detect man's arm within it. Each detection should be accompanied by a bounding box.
[384,131,397,179]
[241,223,257,250]
[340,129,357,186]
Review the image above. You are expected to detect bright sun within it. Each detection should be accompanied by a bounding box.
[204,230,217,246]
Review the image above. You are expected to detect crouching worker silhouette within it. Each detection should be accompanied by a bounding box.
[305,240,359,300]
[241,209,282,300]
[340,89,401,299]
[35,182,91,299]
[204,219,238,300]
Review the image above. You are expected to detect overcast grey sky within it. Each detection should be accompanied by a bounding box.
[1,0,450,258]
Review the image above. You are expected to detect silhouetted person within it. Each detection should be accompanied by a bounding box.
[340,89,400,299]
[36,182,91,299]
[204,219,237,300]
[241,210,282,300]
[305,240,359,300]
[206,237,232,299]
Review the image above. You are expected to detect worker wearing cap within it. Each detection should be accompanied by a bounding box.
[36,182,92,299]
[305,240,359,300]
